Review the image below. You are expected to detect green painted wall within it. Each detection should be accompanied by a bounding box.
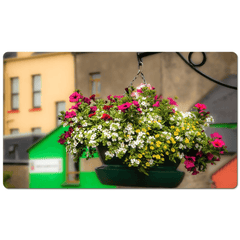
[28,126,116,189]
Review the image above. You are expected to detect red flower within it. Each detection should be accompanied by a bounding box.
[132,101,140,108]
[207,153,214,161]
[69,127,74,133]
[58,138,65,145]
[90,94,96,101]
[196,151,203,157]
[89,112,96,118]
[103,105,113,110]
[192,168,199,175]
[153,101,160,107]
[101,113,112,121]
[69,102,81,110]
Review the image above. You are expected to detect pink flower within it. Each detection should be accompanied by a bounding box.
[137,108,142,113]
[220,151,224,154]
[90,106,97,112]
[215,158,220,161]
[211,139,225,148]
[185,156,196,162]
[184,159,195,169]
[172,109,175,114]
[107,95,116,102]
[64,131,71,139]
[65,111,76,119]
[137,89,143,93]
[195,103,207,111]
[83,97,91,105]
[154,95,158,101]
[69,102,81,110]
[69,92,82,102]
[117,102,132,112]
[167,97,178,106]
[210,132,222,139]
[132,101,140,108]
[113,95,124,99]
[153,101,160,107]
[196,151,203,157]
[207,153,214,161]
[131,92,140,98]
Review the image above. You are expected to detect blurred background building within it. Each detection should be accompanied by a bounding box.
[3,52,237,188]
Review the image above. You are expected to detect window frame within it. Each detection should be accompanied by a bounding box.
[31,127,42,133]
[32,74,41,108]
[56,101,66,127]
[89,73,101,98]
[11,77,19,110]
[65,152,80,184]
[10,128,19,135]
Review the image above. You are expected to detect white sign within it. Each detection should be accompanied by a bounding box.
[29,159,62,173]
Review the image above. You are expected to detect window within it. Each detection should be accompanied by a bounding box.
[11,77,19,110]
[32,75,41,108]
[32,128,41,134]
[10,129,19,135]
[90,73,101,98]
[8,144,19,160]
[66,153,80,184]
[56,101,66,126]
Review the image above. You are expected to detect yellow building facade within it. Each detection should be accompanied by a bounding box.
[3,52,75,135]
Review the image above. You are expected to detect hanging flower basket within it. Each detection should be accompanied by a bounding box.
[58,70,228,188]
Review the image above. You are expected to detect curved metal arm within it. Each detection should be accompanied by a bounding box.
[176,52,237,90]
[137,52,237,90]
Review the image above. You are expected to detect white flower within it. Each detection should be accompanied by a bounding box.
[170,117,174,121]
[107,141,111,146]
[149,108,153,112]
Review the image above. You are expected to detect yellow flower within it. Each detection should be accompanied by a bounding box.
[171,148,175,152]
[166,151,169,155]
[171,126,175,129]
[192,141,194,143]
[174,132,178,136]
[138,154,142,158]
[127,135,130,138]
[139,120,142,123]
[147,132,150,135]
[142,128,146,132]
[136,129,140,133]
[150,146,155,150]
[155,134,160,138]
[142,153,145,155]
[182,127,185,130]
[156,155,160,159]
[176,128,180,132]
[185,139,189,144]
[156,141,161,145]
[158,120,161,122]
[161,158,165,161]
[150,142,154,145]
[167,140,170,144]
[128,164,131,167]
[146,162,150,167]
[172,141,176,144]
[161,154,164,156]
[148,127,151,130]
[163,145,167,149]
[187,123,190,125]
[197,132,201,136]
[156,144,160,148]
[196,121,199,124]
[145,147,148,150]
[154,121,157,123]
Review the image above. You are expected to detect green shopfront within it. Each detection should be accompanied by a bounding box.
[28,126,116,189]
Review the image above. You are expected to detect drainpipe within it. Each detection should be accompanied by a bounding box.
[71,52,77,90]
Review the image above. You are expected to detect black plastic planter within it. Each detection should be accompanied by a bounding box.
[95,145,185,188]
